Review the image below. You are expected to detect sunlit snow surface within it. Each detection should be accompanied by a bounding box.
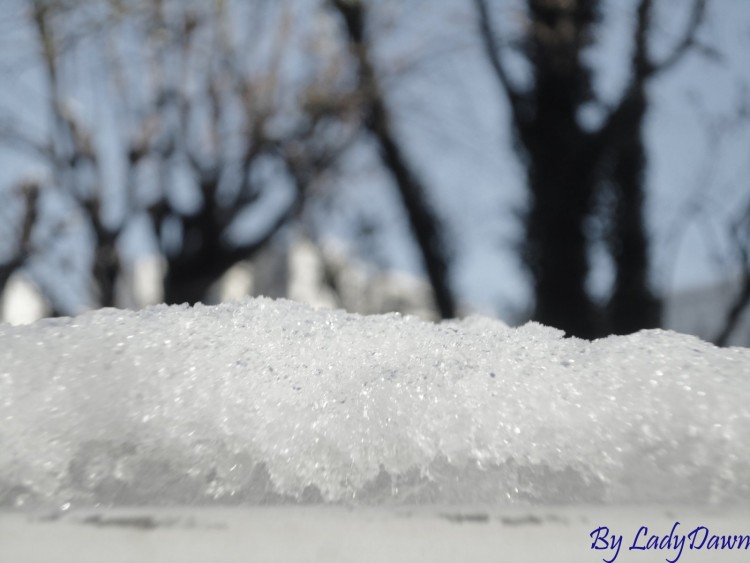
[1,298,749,509]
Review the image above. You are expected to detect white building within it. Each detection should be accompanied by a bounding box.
[3,240,749,348]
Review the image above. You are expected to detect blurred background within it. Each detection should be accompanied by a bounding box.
[0,0,748,345]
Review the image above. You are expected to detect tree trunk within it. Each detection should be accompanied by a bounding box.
[520,0,602,338]
[524,117,600,338]
[606,89,661,334]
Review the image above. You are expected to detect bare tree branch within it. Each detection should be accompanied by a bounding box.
[0,180,40,298]
[473,0,527,126]
[651,0,707,76]
[330,0,457,319]
[633,0,654,75]
[594,0,707,170]
[715,198,750,346]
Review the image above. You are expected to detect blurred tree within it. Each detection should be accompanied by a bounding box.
[8,0,361,310]
[475,0,706,338]
[329,0,457,318]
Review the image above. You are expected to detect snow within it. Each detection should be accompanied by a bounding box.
[0,298,748,510]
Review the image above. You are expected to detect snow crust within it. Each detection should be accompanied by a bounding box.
[1,298,748,509]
